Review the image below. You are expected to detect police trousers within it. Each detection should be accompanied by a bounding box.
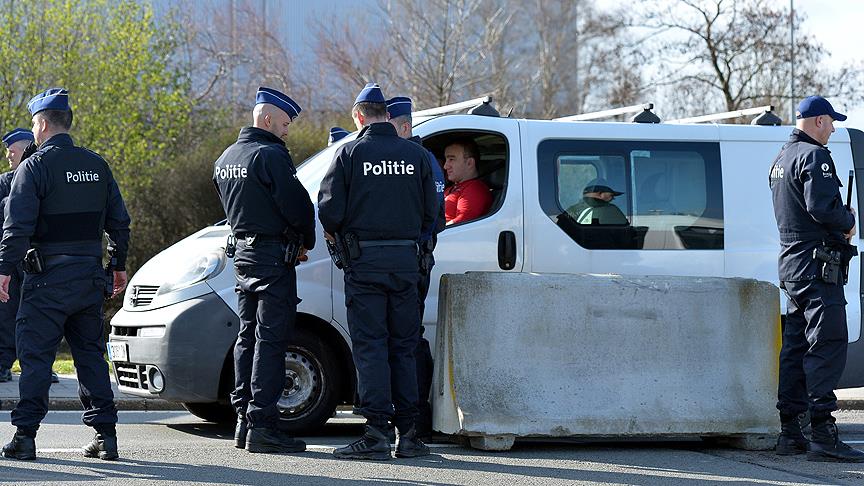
[0,267,23,369]
[345,246,420,431]
[12,260,116,432]
[231,263,298,429]
[778,279,848,417]
[415,260,434,431]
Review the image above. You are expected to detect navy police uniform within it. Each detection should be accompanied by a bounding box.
[769,127,855,419]
[318,109,437,432]
[213,88,315,434]
[0,89,131,441]
[0,129,36,375]
[387,95,447,436]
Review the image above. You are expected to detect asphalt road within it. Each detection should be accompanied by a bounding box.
[2,410,864,485]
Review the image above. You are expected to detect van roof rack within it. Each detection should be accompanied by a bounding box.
[413,96,493,117]
[554,103,659,123]
[668,105,779,125]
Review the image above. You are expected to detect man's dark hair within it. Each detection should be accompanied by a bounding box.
[38,109,73,130]
[352,102,387,120]
[447,137,479,162]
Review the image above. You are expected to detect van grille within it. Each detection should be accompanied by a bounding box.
[128,285,159,307]
[115,363,149,390]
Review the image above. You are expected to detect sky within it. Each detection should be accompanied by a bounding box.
[796,0,863,129]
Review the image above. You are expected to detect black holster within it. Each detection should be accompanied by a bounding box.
[283,238,302,267]
[418,239,435,275]
[23,248,44,274]
[814,241,858,285]
[104,244,117,299]
[225,234,237,258]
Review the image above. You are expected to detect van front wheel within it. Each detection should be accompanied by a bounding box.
[278,328,342,434]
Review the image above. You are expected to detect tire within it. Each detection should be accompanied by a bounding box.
[182,402,235,424]
[278,328,342,434]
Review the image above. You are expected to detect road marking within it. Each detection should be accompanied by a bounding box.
[845,440,864,444]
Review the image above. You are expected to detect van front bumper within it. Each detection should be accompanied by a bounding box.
[108,292,239,402]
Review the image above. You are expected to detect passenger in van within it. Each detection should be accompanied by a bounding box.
[565,178,629,225]
[443,139,493,224]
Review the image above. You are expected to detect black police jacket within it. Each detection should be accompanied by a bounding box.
[0,133,131,275]
[769,129,855,281]
[213,127,315,251]
[318,122,437,241]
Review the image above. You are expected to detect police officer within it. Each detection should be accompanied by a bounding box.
[0,128,36,383]
[769,95,864,462]
[328,127,349,146]
[0,88,131,461]
[319,83,437,460]
[213,86,315,454]
[387,96,445,440]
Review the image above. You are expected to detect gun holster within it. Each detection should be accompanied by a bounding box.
[283,238,302,267]
[104,244,117,299]
[225,234,237,258]
[814,242,857,285]
[343,232,361,261]
[326,240,344,269]
[23,248,44,274]
[418,239,435,275]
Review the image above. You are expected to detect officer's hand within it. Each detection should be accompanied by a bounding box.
[296,246,309,263]
[112,271,128,298]
[324,231,334,243]
[846,207,857,240]
[0,274,9,303]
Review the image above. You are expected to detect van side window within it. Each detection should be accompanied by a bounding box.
[538,140,723,250]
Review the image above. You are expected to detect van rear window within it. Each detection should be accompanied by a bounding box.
[538,140,723,250]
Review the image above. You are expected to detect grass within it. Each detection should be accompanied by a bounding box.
[10,352,112,375]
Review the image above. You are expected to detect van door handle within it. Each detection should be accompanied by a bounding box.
[498,231,516,270]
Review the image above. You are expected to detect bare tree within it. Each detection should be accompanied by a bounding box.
[636,0,864,122]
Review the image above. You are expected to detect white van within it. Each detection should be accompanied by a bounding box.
[107,101,864,432]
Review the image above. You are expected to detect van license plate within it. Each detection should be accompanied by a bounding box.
[107,342,128,362]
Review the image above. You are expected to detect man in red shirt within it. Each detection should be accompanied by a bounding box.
[443,139,492,224]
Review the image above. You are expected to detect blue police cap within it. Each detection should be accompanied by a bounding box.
[255,87,301,120]
[354,83,385,105]
[796,95,847,121]
[1,128,34,147]
[27,88,70,115]
[328,127,349,145]
[386,97,412,119]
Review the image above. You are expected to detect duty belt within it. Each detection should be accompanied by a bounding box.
[779,231,827,243]
[358,239,416,248]
[234,233,283,243]
[44,255,101,265]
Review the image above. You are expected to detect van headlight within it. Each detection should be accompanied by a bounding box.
[156,250,226,296]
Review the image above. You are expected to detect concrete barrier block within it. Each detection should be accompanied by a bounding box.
[432,272,781,450]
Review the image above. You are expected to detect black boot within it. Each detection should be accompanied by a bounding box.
[234,414,248,449]
[776,413,808,455]
[82,432,119,461]
[333,424,392,461]
[396,425,431,458]
[245,427,306,454]
[807,415,864,463]
[2,432,36,460]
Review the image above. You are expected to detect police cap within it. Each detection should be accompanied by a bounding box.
[328,127,349,145]
[2,128,34,147]
[386,97,412,119]
[256,86,302,120]
[796,95,847,121]
[354,83,385,105]
[27,88,70,116]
